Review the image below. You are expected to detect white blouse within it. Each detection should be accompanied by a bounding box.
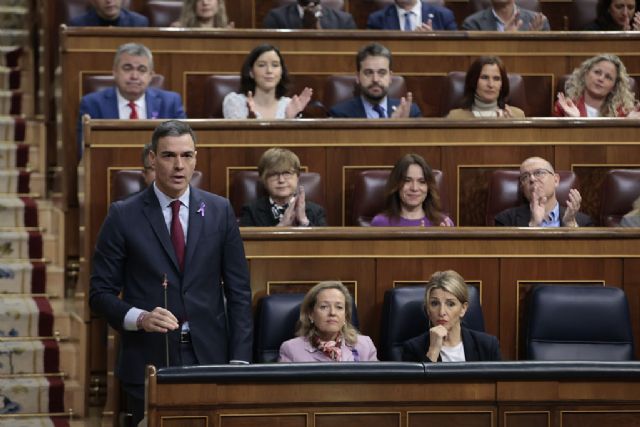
[222,92,291,119]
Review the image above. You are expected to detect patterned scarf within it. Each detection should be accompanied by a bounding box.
[269,198,288,221]
[311,333,343,361]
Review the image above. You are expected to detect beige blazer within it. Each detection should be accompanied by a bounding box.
[446,106,525,119]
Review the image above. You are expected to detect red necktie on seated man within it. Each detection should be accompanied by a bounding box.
[170,200,185,270]
[128,100,138,119]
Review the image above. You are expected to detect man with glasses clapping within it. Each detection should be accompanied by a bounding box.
[495,157,593,227]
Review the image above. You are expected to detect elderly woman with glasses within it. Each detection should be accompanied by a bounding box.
[239,148,327,226]
[494,156,593,227]
[279,281,378,362]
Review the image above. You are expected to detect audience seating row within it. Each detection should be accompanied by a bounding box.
[112,168,640,227]
[55,0,599,31]
[254,284,634,363]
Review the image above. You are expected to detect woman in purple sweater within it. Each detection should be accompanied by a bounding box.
[371,154,454,227]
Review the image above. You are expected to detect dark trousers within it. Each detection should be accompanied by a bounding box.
[121,341,198,426]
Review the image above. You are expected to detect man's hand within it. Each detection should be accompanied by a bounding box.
[139,307,179,333]
[301,4,322,29]
[390,92,414,118]
[556,93,580,117]
[528,12,548,31]
[528,183,547,226]
[415,18,433,32]
[504,12,524,31]
[562,188,582,227]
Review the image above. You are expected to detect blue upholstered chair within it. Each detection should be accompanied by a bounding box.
[525,285,634,361]
[379,285,484,361]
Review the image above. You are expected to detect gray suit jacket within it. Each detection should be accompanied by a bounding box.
[462,7,549,31]
[263,3,356,29]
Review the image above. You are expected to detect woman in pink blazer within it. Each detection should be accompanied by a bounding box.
[278,281,378,362]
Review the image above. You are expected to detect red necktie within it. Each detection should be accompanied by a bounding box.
[170,200,185,270]
[128,100,138,119]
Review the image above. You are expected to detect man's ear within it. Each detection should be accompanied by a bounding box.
[553,172,560,188]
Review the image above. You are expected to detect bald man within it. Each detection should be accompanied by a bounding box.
[495,157,593,227]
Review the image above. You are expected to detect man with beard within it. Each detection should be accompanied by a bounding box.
[367,0,457,31]
[68,0,149,27]
[77,43,186,158]
[328,43,422,118]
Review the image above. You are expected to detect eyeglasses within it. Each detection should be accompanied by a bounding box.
[519,168,554,183]
[298,0,319,6]
[266,170,296,181]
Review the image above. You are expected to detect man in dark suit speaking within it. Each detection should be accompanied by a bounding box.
[90,120,252,425]
[77,43,186,157]
[329,43,422,118]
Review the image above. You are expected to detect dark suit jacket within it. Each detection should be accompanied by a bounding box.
[461,7,550,31]
[494,204,594,227]
[402,327,502,362]
[366,3,457,30]
[90,186,253,384]
[77,86,186,157]
[239,196,327,226]
[68,8,149,27]
[329,97,422,118]
[263,3,356,29]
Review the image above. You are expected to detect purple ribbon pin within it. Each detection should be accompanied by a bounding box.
[197,201,206,217]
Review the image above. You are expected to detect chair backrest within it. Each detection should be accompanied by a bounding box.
[82,74,165,96]
[567,0,598,30]
[323,75,408,112]
[111,169,203,202]
[485,169,578,225]
[350,169,443,226]
[254,291,360,363]
[525,285,634,361]
[146,0,182,27]
[203,75,241,118]
[379,285,484,361]
[441,71,528,117]
[229,170,324,219]
[599,169,640,226]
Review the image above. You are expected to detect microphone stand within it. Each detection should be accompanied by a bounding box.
[162,274,169,367]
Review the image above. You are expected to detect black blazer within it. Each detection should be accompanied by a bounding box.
[494,204,594,227]
[263,4,356,29]
[402,327,502,362]
[239,196,327,226]
[329,97,422,118]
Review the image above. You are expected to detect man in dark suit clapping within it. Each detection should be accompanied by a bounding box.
[90,120,253,426]
[263,0,357,29]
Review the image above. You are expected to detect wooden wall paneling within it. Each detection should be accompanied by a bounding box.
[498,258,624,360]
[375,258,500,350]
